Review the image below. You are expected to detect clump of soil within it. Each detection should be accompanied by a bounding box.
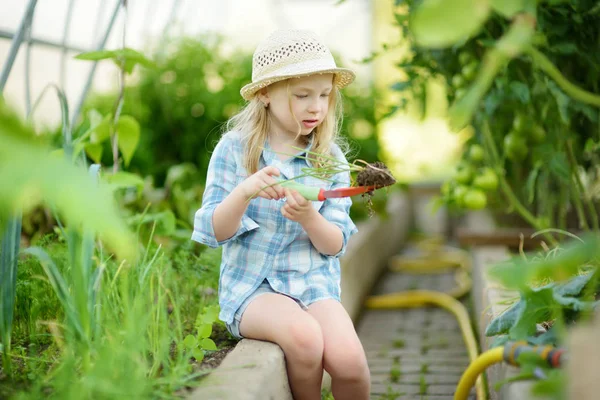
[356,161,396,189]
[355,161,396,218]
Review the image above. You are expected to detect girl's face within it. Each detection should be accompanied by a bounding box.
[261,74,334,141]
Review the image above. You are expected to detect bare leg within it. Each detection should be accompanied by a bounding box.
[239,293,324,400]
[308,299,370,400]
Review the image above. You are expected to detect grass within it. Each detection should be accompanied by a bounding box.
[419,375,429,395]
[390,365,402,383]
[392,338,405,348]
[0,231,224,399]
[379,385,405,400]
[421,363,429,374]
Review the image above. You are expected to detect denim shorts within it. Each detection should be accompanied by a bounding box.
[226,279,308,339]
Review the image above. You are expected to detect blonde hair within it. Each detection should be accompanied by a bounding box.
[225,79,347,175]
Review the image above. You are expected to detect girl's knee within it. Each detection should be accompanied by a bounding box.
[281,317,324,366]
[325,341,369,382]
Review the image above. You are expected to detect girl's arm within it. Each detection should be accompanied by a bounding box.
[300,211,344,256]
[193,136,282,248]
[212,186,250,242]
[212,166,284,242]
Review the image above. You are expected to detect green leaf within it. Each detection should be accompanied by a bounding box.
[183,335,197,349]
[489,335,510,348]
[116,116,140,167]
[199,338,217,351]
[548,153,570,182]
[126,211,176,235]
[484,88,503,115]
[549,43,578,54]
[554,272,594,297]
[104,171,145,193]
[88,109,103,127]
[84,143,103,164]
[203,305,219,323]
[547,79,570,124]
[394,12,408,26]
[198,323,212,339]
[90,115,111,144]
[528,328,559,346]
[192,348,205,362]
[509,287,554,338]
[409,0,491,48]
[531,369,566,397]
[486,300,524,336]
[488,234,600,289]
[75,50,116,61]
[491,0,524,18]
[117,48,156,74]
[390,81,411,91]
[509,81,530,103]
[165,163,199,188]
[75,48,156,74]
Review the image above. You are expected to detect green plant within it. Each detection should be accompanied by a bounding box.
[321,388,335,400]
[389,0,600,242]
[183,305,220,362]
[483,233,600,398]
[419,374,429,395]
[390,365,402,383]
[379,385,404,400]
[74,47,154,173]
[0,100,137,376]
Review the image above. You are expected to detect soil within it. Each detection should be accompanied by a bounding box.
[194,323,238,371]
[355,162,396,218]
[196,347,235,370]
[356,161,396,189]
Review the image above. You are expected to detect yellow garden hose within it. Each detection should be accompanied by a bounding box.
[454,348,503,400]
[365,238,565,400]
[365,238,487,400]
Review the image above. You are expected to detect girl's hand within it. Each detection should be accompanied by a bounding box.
[238,166,285,200]
[281,188,316,224]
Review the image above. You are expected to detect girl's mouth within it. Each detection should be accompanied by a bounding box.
[302,119,319,128]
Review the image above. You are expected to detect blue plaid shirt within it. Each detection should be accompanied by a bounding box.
[192,131,358,325]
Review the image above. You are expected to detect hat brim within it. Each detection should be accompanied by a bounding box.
[240,66,355,101]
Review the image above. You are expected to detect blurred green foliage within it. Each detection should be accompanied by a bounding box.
[393,1,600,232]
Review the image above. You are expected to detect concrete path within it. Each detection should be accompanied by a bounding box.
[356,249,477,400]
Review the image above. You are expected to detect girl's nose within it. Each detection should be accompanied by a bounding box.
[308,99,321,113]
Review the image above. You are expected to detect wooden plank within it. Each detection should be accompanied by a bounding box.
[455,227,546,249]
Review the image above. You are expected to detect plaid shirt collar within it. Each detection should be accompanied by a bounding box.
[261,134,315,169]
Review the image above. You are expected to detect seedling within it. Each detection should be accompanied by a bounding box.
[419,375,429,395]
[390,365,402,383]
[183,304,220,362]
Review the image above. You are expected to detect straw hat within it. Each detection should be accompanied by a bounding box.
[240,29,355,100]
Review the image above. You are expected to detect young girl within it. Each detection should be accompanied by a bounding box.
[192,29,370,400]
